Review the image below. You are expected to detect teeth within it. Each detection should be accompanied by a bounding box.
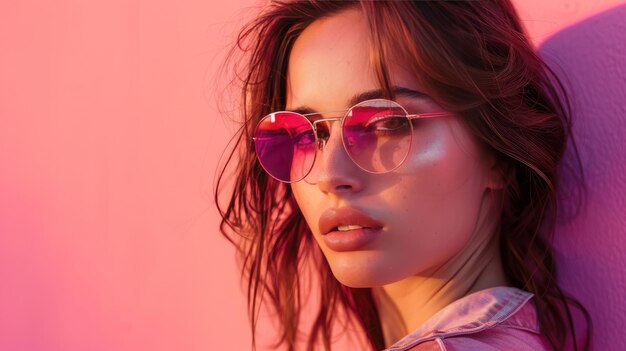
[337,224,364,231]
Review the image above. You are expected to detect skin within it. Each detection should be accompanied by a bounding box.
[286,9,509,346]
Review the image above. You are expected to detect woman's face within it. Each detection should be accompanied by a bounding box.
[287,9,503,288]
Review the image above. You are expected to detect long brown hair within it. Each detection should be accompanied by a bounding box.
[215,1,592,350]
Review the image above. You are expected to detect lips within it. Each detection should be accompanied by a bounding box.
[318,207,384,251]
[318,207,383,235]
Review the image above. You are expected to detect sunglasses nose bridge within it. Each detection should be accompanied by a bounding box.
[312,117,343,149]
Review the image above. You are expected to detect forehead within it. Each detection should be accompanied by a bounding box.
[287,8,416,111]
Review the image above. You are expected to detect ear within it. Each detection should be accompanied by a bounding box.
[485,153,509,190]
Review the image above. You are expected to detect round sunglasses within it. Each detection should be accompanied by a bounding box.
[253,98,451,183]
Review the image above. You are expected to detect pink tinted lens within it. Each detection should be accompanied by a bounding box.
[254,112,316,182]
[342,100,412,173]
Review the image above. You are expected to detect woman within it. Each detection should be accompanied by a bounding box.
[216,1,591,350]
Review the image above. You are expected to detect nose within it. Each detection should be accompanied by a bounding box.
[305,122,365,194]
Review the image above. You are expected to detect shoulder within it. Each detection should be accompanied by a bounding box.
[385,287,552,351]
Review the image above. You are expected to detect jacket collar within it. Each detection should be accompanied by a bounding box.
[386,286,536,350]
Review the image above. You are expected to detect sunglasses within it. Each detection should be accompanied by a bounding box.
[253,98,451,183]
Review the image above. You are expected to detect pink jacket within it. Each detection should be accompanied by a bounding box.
[384,286,551,351]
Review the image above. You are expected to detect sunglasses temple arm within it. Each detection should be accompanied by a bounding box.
[407,112,451,120]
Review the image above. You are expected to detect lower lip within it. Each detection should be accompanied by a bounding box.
[322,228,381,252]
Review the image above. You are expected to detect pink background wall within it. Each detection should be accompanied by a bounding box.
[1,1,624,350]
[540,4,626,349]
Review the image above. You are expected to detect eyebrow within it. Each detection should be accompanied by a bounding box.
[289,86,427,115]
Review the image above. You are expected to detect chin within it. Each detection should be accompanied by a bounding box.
[333,274,382,288]
[326,254,402,288]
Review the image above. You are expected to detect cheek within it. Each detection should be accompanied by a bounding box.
[397,125,485,197]
[380,125,489,256]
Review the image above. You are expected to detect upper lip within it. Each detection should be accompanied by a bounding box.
[318,207,383,235]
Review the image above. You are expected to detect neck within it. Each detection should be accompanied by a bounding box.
[374,194,509,347]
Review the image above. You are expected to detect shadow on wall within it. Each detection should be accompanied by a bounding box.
[540,3,626,350]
